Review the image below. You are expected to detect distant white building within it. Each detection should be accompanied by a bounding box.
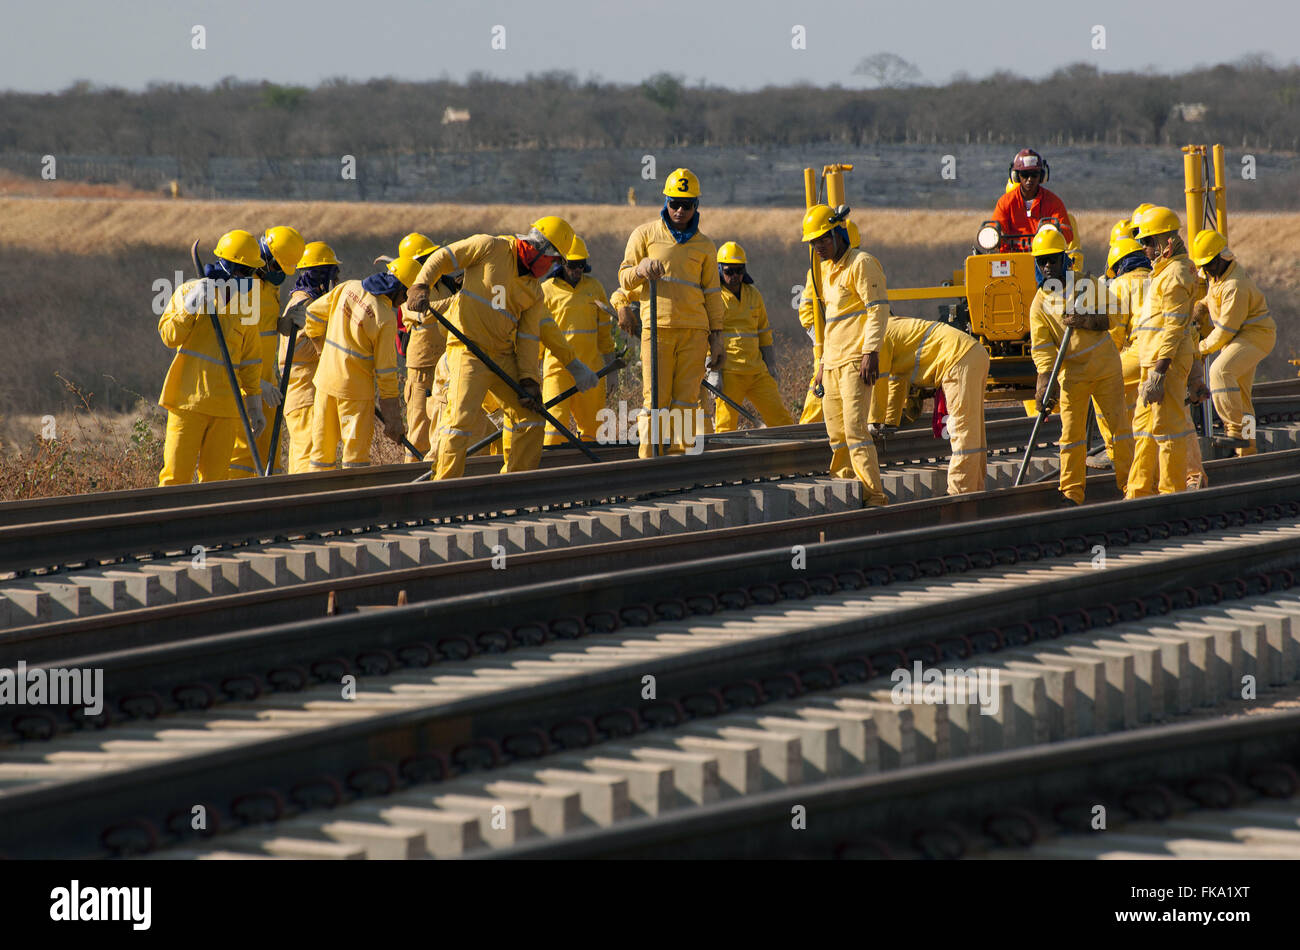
[442,107,471,125]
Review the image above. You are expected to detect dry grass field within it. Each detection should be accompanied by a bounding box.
[1,195,1296,498]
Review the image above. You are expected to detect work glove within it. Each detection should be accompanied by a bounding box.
[404,283,430,314]
[867,422,891,440]
[707,331,725,370]
[245,398,266,438]
[260,379,283,410]
[182,278,217,315]
[634,258,665,282]
[1139,369,1166,406]
[705,369,722,391]
[1062,312,1109,331]
[858,350,880,386]
[1187,360,1211,405]
[1192,298,1210,325]
[813,363,824,399]
[617,306,640,336]
[565,359,599,392]
[519,378,544,413]
[1035,372,1056,414]
[378,396,404,443]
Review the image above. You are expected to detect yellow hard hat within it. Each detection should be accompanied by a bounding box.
[263,225,306,274]
[1131,202,1155,223]
[1189,229,1228,266]
[1134,206,1181,240]
[386,256,423,290]
[565,235,588,261]
[801,204,850,243]
[1031,227,1068,257]
[716,241,746,265]
[530,216,576,258]
[213,229,264,270]
[846,219,861,248]
[662,167,701,199]
[1109,219,1133,247]
[297,241,340,269]
[398,232,438,261]
[1107,237,1142,275]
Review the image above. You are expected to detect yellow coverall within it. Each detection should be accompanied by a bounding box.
[157,280,262,485]
[872,317,990,495]
[1030,287,1134,503]
[279,288,322,475]
[1106,266,1148,420]
[797,267,824,424]
[619,218,724,457]
[229,278,282,477]
[414,235,579,479]
[816,248,891,506]
[541,274,615,444]
[1127,254,1196,498]
[400,281,454,461]
[715,282,793,431]
[303,280,400,469]
[1200,260,1275,454]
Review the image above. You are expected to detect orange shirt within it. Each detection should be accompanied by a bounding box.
[992,185,1072,248]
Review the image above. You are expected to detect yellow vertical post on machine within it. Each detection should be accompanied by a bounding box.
[804,167,826,354]
[825,166,846,209]
[1182,146,1206,238]
[1212,144,1228,238]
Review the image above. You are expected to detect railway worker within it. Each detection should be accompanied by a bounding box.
[276,241,341,474]
[1126,206,1197,498]
[303,258,418,469]
[801,203,890,507]
[798,220,861,425]
[393,232,458,460]
[229,225,305,477]
[992,149,1073,251]
[402,216,599,478]
[713,241,793,431]
[157,230,264,485]
[1029,227,1133,505]
[1104,236,1150,418]
[1191,229,1276,456]
[619,167,725,457]
[540,235,616,445]
[869,317,990,494]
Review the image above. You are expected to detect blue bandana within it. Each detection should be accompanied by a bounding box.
[661,201,700,244]
[1113,251,1150,278]
[362,271,404,298]
[293,264,338,299]
[205,259,254,293]
[258,237,288,285]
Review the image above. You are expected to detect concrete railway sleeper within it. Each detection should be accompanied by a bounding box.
[3,493,1300,857]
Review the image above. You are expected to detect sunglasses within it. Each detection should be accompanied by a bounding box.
[1017,171,1043,180]
[721,266,745,276]
[667,199,696,212]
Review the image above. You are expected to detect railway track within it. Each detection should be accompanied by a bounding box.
[3,459,1299,858]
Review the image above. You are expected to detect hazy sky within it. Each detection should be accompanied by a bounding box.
[1,0,1293,93]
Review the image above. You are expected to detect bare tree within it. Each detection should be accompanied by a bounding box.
[852,52,922,88]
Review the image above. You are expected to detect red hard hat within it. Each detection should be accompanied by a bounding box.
[1010,148,1050,182]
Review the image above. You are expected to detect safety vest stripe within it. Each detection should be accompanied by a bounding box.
[306,311,327,323]
[825,308,868,325]
[864,298,889,309]
[1210,386,1240,394]
[228,462,256,473]
[1240,312,1271,326]
[517,332,540,341]
[460,289,519,324]
[324,338,373,361]
[949,445,988,456]
[727,331,761,338]
[846,439,875,452]
[178,347,227,367]
[376,367,398,375]
[1065,335,1108,361]
[910,322,941,384]
[259,329,277,337]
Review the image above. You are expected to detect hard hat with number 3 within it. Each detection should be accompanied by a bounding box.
[662,167,701,199]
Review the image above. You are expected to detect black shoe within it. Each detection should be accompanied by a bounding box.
[1054,492,1081,508]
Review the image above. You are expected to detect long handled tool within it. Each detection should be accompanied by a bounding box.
[467,354,627,456]
[648,277,660,457]
[373,406,423,459]
[701,377,762,427]
[190,240,264,477]
[1013,325,1072,487]
[264,322,296,476]
[422,304,601,462]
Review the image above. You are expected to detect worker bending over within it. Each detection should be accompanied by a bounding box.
[276,241,340,474]
[1191,229,1276,456]
[394,232,458,460]
[1126,207,1197,497]
[1029,228,1133,504]
[992,149,1073,251]
[541,236,616,444]
[619,167,725,457]
[300,258,417,469]
[802,203,890,507]
[403,216,598,478]
[229,225,305,477]
[713,241,793,431]
[870,317,990,494]
[157,230,264,485]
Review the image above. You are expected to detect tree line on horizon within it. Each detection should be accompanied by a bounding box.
[2,57,1298,162]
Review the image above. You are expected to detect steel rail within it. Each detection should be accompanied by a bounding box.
[490,708,1300,860]
[4,474,1298,858]
[8,448,1298,670]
